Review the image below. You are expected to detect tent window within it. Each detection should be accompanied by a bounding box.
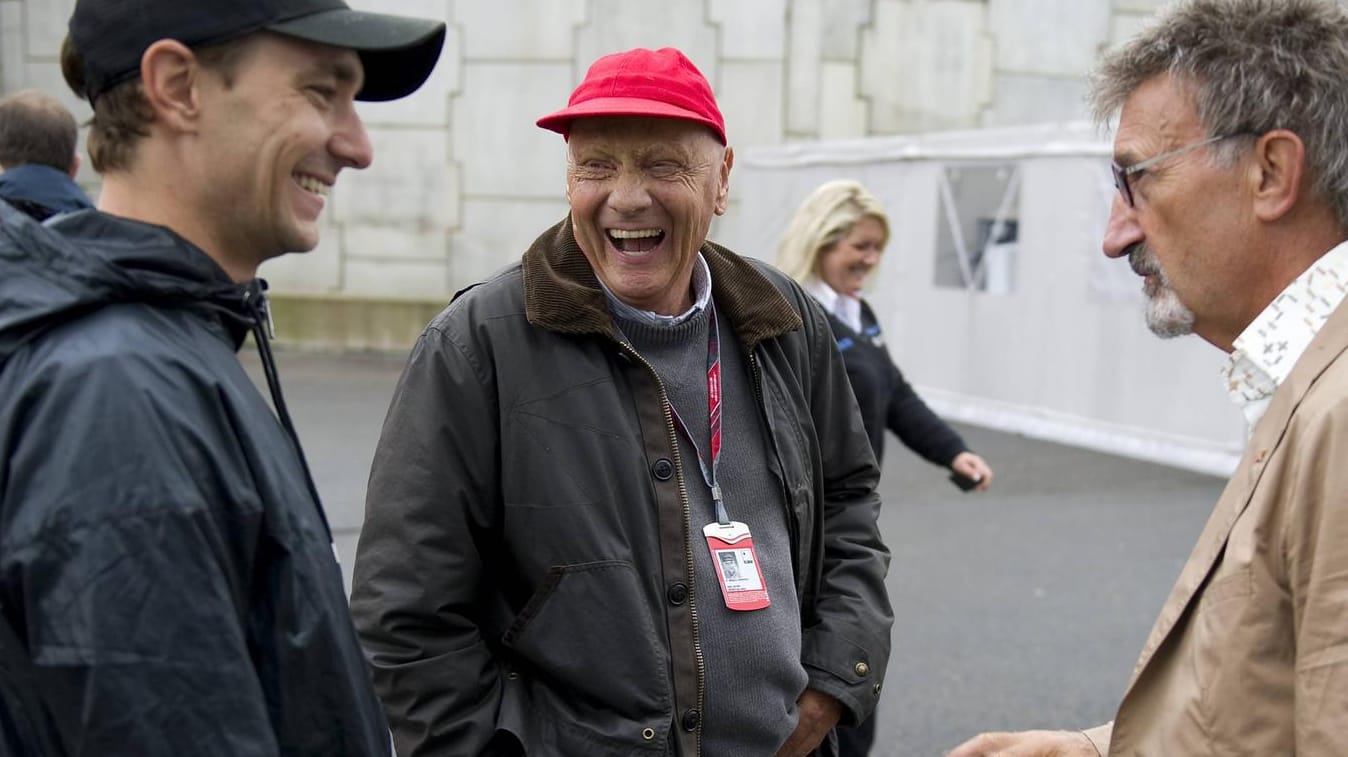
[933,163,1021,293]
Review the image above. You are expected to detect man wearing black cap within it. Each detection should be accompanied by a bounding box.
[0,1,444,754]
[352,47,892,757]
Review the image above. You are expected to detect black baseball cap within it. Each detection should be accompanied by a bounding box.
[68,0,447,103]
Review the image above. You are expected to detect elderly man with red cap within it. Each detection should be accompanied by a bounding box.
[351,47,893,757]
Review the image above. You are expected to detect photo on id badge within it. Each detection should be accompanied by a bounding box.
[715,548,760,591]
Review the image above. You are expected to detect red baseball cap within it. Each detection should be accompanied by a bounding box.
[537,47,726,144]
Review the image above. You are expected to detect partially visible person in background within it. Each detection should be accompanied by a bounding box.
[778,179,994,490]
[776,179,994,756]
[0,89,93,220]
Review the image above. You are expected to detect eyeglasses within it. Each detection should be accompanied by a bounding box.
[1111,134,1241,208]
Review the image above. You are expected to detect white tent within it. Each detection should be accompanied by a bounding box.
[718,121,1245,476]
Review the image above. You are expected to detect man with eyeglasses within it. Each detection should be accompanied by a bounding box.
[949,0,1348,755]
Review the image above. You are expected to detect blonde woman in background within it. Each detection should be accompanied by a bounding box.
[777,178,994,754]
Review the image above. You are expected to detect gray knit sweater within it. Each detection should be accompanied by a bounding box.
[616,304,807,754]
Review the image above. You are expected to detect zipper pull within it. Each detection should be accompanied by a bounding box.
[260,293,276,341]
[244,279,276,340]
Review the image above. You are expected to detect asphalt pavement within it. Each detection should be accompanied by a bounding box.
[244,349,1225,757]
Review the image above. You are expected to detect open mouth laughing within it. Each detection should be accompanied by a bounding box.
[608,228,664,255]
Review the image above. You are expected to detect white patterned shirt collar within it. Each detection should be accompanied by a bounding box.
[602,253,712,326]
[804,277,863,333]
[1222,240,1348,430]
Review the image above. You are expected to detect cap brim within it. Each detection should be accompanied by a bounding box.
[536,96,726,142]
[267,10,446,102]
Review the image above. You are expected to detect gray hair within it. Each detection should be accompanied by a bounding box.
[776,179,889,284]
[1090,0,1348,230]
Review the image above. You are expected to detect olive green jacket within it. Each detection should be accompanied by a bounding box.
[351,219,892,757]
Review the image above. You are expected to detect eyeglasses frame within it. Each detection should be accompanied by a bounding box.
[1111,133,1245,208]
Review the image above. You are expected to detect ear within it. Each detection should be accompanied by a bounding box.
[139,39,203,134]
[714,146,734,216]
[563,142,581,204]
[1249,129,1305,223]
[68,151,81,178]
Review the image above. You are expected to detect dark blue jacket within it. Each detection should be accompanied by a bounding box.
[825,300,968,467]
[0,164,93,220]
[0,204,390,756]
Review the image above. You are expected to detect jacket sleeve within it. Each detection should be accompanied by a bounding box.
[0,352,278,756]
[795,294,895,725]
[350,321,505,757]
[884,359,969,468]
[1284,406,1348,754]
[1082,722,1112,755]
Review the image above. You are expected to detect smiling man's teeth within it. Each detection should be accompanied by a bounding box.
[607,228,664,254]
[295,175,331,197]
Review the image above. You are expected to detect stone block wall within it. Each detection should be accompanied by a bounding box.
[1,0,1162,345]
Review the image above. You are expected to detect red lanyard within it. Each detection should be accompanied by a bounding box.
[668,306,729,524]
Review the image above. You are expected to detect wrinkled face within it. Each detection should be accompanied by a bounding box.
[818,215,885,297]
[1102,73,1248,344]
[566,116,732,315]
[194,33,372,270]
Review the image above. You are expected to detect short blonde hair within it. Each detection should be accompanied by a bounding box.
[776,179,889,284]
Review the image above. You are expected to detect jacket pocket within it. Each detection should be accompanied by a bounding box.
[1190,565,1254,752]
[1192,566,1253,687]
[498,560,670,754]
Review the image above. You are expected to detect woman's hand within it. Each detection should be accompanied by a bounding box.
[950,451,994,491]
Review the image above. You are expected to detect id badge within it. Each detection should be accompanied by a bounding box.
[702,521,771,611]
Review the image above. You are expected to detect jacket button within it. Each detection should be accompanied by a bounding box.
[681,708,701,731]
[652,458,674,480]
[641,727,656,741]
[872,682,882,695]
[667,582,688,605]
[854,662,870,677]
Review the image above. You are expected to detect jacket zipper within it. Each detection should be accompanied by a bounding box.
[617,340,704,757]
[241,280,333,543]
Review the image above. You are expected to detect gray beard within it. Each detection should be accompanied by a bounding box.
[1129,243,1195,339]
[1144,285,1196,338]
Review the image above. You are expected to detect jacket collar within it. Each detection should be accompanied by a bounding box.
[0,164,94,214]
[50,209,255,346]
[522,216,802,349]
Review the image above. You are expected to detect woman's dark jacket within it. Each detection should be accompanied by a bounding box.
[825,300,968,466]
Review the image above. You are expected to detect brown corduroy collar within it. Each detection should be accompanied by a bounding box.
[521,216,803,350]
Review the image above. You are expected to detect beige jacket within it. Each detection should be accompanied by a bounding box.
[1084,300,1348,756]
